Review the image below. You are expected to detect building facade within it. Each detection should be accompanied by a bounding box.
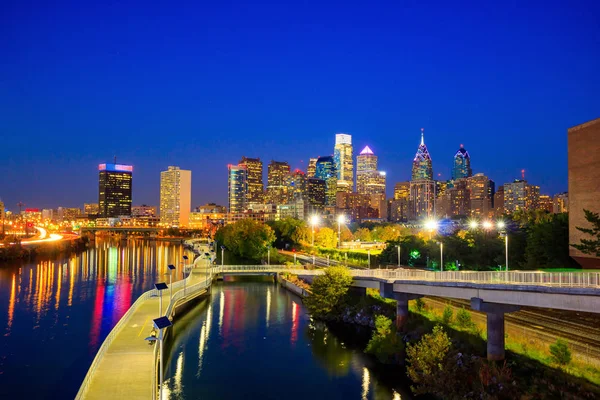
[503,180,527,213]
[160,166,192,227]
[410,129,434,219]
[315,156,337,206]
[553,192,568,213]
[356,146,386,196]
[266,161,290,205]
[334,133,353,193]
[228,164,247,213]
[239,157,264,205]
[84,203,99,216]
[568,117,600,267]
[467,173,492,218]
[307,158,317,178]
[132,204,157,217]
[98,163,133,218]
[285,169,307,203]
[307,178,326,213]
[452,145,472,180]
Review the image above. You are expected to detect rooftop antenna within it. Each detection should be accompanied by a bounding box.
[420,128,425,146]
[114,155,117,164]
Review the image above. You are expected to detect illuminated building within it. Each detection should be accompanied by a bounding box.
[132,205,157,217]
[307,158,317,178]
[189,204,227,230]
[99,163,133,217]
[228,164,247,213]
[227,210,276,224]
[467,173,492,218]
[568,117,600,267]
[84,203,99,216]
[538,195,553,213]
[334,133,353,193]
[394,182,410,200]
[503,180,539,213]
[452,145,472,180]
[160,166,192,227]
[239,157,264,204]
[437,178,469,218]
[336,192,374,221]
[410,129,435,219]
[391,182,410,221]
[307,178,326,212]
[315,156,337,206]
[0,200,4,224]
[195,203,227,214]
[494,186,505,216]
[58,207,81,221]
[266,160,290,205]
[553,192,568,213]
[285,169,307,203]
[277,198,306,220]
[526,184,540,210]
[356,146,386,196]
[42,209,54,221]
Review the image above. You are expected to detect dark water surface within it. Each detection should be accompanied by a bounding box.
[163,281,414,400]
[0,239,194,399]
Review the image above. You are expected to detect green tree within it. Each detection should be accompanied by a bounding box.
[406,325,452,396]
[340,225,353,242]
[316,227,337,248]
[266,218,309,249]
[549,339,572,366]
[441,305,453,325]
[525,213,574,269]
[571,209,600,257]
[215,219,275,261]
[365,315,404,363]
[455,307,474,329]
[354,227,372,242]
[304,266,353,317]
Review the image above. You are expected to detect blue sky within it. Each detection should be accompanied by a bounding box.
[1,0,599,210]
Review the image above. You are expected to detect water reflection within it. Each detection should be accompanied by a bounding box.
[0,238,193,400]
[164,282,413,400]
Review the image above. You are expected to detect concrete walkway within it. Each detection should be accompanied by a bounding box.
[82,262,211,400]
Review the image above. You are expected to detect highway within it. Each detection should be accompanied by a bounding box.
[0,226,66,246]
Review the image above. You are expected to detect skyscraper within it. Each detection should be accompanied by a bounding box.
[266,161,290,205]
[228,164,247,213]
[98,163,133,218]
[315,156,337,206]
[307,178,326,212]
[410,129,435,219]
[452,145,472,180]
[160,166,192,227]
[307,158,317,178]
[239,157,264,204]
[285,169,307,203]
[411,129,433,181]
[503,180,527,213]
[356,146,379,195]
[467,173,492,218]
[334,133,353,193]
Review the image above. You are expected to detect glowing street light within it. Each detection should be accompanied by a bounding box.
[497,221,508,271]
[482,220,493,230]
[337,215,345,249]
[424,219,438,240]
[469,220,479,229]
[310,215,320,246]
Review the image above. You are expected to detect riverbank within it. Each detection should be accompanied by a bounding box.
[0,236,89,262]
[280,271,600,399]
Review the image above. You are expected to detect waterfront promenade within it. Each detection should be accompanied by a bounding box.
[77,248,212,400]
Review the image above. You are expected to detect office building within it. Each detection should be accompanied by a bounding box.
[132,205,157,217]
[285,169,307,203]
[538,195,553,213]
[452,145,472,180]
[277,198,306,220]
[437,178,469,218]
[467,173,492,218]
[356,146,386,196]
[553,192,568,214]
[266,161,290,205]
[315,156,337,206]
[568,117,600,267]
[307,158,317,178]
[307,178,326,212]
[84,203,99,216]
[189,203,227,230]
[228,164,247,213]
[526,184,540,210]
[57,207,81,221]
[239,157,264,204]
[0,200,4,225]
[410,129,435,219]
[503,180,528,213]
[160,166,192,227]
[334,133,354,193]
[98,163,133,217]
[412,129,433,181]
[494,186,505,217]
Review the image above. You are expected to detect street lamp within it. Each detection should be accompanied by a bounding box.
[221,245,225,268]
[153,316,172,400]
[337,215,345,249]
[483,220,493,230]
[367,250,371,268]
[167,265,176,302]
[310,215,320,246]
[468,220,479,230]
[182,255,189,296]
[424,219,438,240]
[154,283,168,317]
[267,245,271,265]
[397,244,401,267]
[497,221,508,271]
[438,241,444,272]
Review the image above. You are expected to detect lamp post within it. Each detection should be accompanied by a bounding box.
[327,255,330,266]
[221,245,225,268]
[293,251,297,265]
[167,265,175,302]
[438,242,444,272]
[182,255,189,296]
[397,244,401,267]
[337,215,345,249]
[310,215,319,247]
[154,283,168,317]
[267,245,271,266]
[497,221,508,271]
[153,316,172,400]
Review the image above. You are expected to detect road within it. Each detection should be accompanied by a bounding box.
[0,226,71,246]
[279,250,349,268]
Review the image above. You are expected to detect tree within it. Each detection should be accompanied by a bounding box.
[525,213,575,269]
[354,227,372,242]
[266,218,308,248]
[365,315,404,363]
[406,325,452,396]
[549,339,572,366]
[315,227,337,248]
[571,209,600,257]
[340,226,353,242]
[374,225,401,242]
[304,266,353,317]
[215,219,275,261]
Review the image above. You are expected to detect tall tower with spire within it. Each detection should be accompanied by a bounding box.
[410,129,435,220]
[411,128,433,180]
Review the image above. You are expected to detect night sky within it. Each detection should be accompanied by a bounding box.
[1,0,599,211]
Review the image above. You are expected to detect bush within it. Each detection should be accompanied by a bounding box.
[414,298,426,313]
[441,305,453,325]
[455,307,474,329]
[304,266,353,318]
[365,315,404,363]
[550,339,572,366]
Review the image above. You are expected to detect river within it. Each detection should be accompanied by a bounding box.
[0,239,194,399]
[162,280,414,400]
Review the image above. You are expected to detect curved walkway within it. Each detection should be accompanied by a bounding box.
[77,248,213,400]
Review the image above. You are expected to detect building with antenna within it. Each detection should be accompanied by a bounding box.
[452,145,472,180]
[410,129,435,219]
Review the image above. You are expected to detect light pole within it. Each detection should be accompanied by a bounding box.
[221,245,225,267]
[154,283,168,316]
[438,241,444,272]
[327,255,330,266]
[153,316,172,400]
[293,251,297,265]
[182,255,189,296]
[337,215,345,249]
[397,244,401,267]
[167,265,175,302]
[310,215,319,247]
[267,245,271,265]
[497,221,508,271]
[204,252,210,283]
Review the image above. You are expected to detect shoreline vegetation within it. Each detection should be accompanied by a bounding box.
[281,267,600,399]
[0,236,90,262]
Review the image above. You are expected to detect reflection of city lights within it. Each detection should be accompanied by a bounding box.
[361,367,370,400]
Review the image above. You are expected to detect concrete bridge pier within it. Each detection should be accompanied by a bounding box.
[471,298,520,361]
[379,282,422,331]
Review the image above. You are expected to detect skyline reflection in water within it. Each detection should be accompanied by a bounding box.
[163,281,412,400]
[0,239,194,400]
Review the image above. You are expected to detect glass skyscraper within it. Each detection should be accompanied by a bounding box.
[239,156,264,204]
[315,155,337,206]
[98,163,133,218]
[334,133,353,193]
[452,145,472,180]
[411,129,433,180]
[228,164,247,213]
[410,130,435,219]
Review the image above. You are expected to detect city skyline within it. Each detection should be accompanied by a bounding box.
[2,1,600,209]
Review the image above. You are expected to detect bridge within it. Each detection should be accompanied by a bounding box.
[77,263,600,399]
